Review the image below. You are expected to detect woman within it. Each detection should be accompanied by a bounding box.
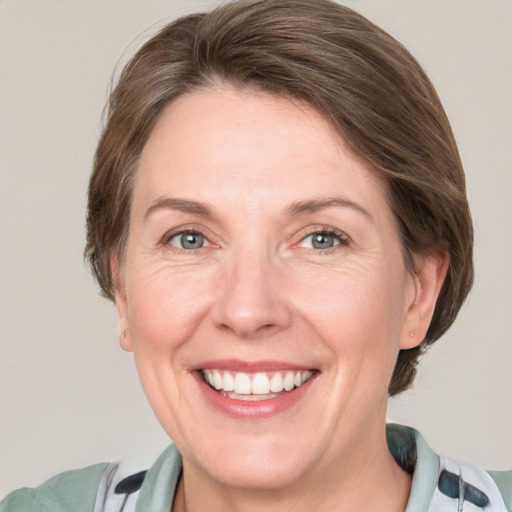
[1,0,510,510]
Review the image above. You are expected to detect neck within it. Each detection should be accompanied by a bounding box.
[172,424,411,512]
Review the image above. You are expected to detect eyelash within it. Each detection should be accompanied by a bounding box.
[160,227,350,255]
[297,227,350,255]
[161,228,212,254]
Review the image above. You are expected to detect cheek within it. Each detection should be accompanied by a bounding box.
[290,261,408,356]
[125,268,213,355]
[123,269,216,432]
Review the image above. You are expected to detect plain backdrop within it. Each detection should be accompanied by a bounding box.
[1,0,511,498]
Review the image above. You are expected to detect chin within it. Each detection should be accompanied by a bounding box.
[187,435,317,490]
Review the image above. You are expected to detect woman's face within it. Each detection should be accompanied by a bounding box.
[115,87,429,489]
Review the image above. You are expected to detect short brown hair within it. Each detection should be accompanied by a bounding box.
[85,0,474,395]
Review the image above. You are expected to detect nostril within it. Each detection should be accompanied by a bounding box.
[211,273,292,337]
[217,321,278,339]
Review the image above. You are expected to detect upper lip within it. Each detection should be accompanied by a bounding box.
[190,359,316,372]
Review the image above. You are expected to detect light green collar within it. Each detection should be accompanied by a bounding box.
[136,424,439,512]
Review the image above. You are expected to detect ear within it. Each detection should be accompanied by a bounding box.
[399,251,449,350]
[111,253,133,352]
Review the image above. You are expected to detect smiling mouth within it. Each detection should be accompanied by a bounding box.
[201,369,315,401]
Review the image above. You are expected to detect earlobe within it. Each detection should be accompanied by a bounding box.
[400,251,449,350]
[111,254,133,352]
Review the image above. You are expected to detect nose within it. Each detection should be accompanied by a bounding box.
[211,248,292,339]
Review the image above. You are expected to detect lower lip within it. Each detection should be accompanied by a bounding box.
[193,372,316,419]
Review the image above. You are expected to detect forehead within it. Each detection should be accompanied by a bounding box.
[133,86,389,218]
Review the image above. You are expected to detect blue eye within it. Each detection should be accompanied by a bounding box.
[299,231,344,250]
[169,232,209,250]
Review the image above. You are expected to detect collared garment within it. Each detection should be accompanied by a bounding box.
[2,425,511,512]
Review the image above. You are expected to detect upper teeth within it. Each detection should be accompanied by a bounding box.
[202,369,313,395]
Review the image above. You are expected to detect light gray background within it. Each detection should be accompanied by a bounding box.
[1,0,511,498]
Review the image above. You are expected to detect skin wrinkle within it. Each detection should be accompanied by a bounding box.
[86,3,473,397]
[113,87,444,512]
[143,196,375,225]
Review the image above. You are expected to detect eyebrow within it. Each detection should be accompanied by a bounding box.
[144,197,213,220]
[144,196,373,223]
[287,197,374,222]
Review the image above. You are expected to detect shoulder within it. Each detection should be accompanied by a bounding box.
[431,457,512,512]
[0,445,183,512]
[0,463,110,512]
[485,469,512,511]
[387,424,512,511]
